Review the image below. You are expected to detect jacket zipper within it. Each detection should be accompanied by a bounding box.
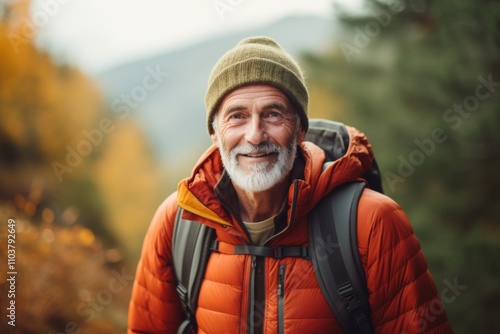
[247,255,266,334]
[246,181,299,333]
[265,180,300,245]
[277,264,286,334]
[248,255,257,334]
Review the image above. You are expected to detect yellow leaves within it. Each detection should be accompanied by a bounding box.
[0,106,28,146]
[0,14,104,164]
[0,201,129,333]
[0,2,151,331]
[60,206,79,225]
[1,3,162,266]
[77,226,96,246]
[13,193,37,216]
[41,207,54,223]
[13,194,26,209]
[93,119,162,260]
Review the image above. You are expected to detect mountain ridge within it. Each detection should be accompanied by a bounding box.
[96,15,338,166]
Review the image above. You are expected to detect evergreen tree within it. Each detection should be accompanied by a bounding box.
[304,0,500,332]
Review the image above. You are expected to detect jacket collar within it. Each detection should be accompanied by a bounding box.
[177,126,374,232]
[211,152,306,236]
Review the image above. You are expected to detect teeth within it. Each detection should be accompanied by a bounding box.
[246,153,269,157]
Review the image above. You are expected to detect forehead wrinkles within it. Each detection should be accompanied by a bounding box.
[219,85,290,111]
[222,94,289,113]
[256,97,290,112]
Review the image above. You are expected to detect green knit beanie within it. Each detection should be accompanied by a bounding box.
[205,36,309,134]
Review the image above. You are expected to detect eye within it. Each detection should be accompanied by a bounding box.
[226,112,247,124]
[265,111,283,122]
[228,113,243,120]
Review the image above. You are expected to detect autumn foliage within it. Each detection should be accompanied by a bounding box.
[0,1,163,332]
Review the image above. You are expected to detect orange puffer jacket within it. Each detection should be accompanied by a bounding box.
[128,127,453,333]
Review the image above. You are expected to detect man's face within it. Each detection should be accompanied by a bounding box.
[211,84,305,192]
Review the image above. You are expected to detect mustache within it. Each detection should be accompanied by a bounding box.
[230,143,282,156]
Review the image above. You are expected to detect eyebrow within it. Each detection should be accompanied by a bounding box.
[222,102,290,116]
[225,105,247,114]
[262,103,288,113]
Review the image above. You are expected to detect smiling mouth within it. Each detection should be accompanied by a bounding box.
[240,152,277,158]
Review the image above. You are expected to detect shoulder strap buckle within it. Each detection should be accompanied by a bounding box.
[337,281,362,311]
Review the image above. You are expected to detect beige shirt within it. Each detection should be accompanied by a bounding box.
[243,215,277,246]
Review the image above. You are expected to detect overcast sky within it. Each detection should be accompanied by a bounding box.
[28,0,362,74]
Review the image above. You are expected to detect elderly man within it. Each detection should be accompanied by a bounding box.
[128,36,452,333]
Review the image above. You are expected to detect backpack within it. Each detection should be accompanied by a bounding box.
[172,119,383,334]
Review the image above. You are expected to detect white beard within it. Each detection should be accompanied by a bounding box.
[217,136,298,193]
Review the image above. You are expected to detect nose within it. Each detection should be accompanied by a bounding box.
[245,114,268,145]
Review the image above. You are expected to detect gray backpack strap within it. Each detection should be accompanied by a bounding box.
[306,119,384,193]
[172,182,373,333]
[309,181,374,334]
[172,207,215,334]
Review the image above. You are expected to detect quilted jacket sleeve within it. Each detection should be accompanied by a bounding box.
[357,189,453,333]
[128,193,184,333]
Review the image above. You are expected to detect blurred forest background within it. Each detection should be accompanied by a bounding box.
[0,0,499,333]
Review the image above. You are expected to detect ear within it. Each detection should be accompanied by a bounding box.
[210,113,220,147]
[296,128,306,144]
[210,132,219,147]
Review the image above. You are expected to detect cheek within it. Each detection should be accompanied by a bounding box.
[218,127,244,149]
[214,135,234,158]
[272,126,297,147]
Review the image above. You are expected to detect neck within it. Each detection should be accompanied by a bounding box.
[234,178,290,222]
